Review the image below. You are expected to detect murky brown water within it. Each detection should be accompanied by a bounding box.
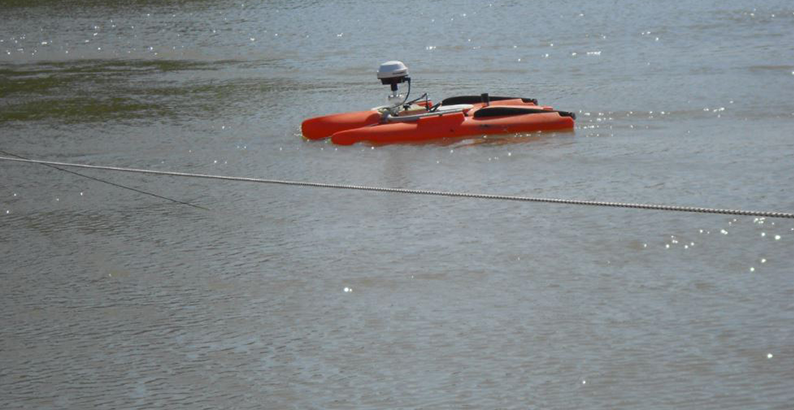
[2,1,794,408]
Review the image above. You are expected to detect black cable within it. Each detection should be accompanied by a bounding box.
[399,77,412,108]
[0,149,209,211]
[403,92,428,108]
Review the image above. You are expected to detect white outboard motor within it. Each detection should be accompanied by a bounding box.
[377,61,410,108]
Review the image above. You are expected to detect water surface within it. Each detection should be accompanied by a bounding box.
[2,1,793,408]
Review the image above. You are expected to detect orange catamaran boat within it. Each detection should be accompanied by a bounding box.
[302,61,575,145]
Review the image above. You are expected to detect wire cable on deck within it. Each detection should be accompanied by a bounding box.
[2,155,792,219]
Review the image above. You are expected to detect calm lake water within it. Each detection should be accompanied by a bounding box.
[2,1,793,408]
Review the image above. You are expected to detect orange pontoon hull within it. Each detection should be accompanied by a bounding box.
[301,110,382,141]
[301,97,575,145]
[331,111,573,145]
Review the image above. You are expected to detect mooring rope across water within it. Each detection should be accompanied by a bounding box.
[0,150,209,210]
[2,155,793,219]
